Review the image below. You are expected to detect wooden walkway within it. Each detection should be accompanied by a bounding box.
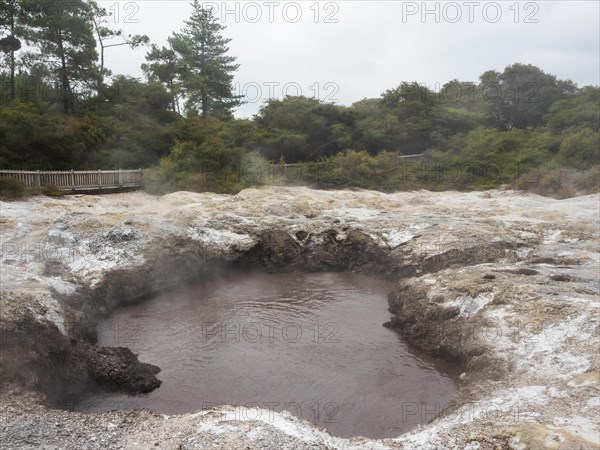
[0,169,142,192]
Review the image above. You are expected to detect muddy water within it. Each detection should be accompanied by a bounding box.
[76,272,458,438]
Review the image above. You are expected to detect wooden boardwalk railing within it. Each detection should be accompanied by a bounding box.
[0,169,142,192]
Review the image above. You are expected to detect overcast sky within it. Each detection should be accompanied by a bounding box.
[98,1,600,118]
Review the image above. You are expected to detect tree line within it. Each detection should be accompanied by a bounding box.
[0,1,598,197]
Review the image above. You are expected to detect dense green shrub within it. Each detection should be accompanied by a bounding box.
[512,166,600,198]
[575,167,600,194]
[0,177,26,200]
[41,184,65,197]
[556,128,600,169]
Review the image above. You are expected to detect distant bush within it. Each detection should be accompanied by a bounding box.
[307,151,403,191]
[539,170,564,195]
[142,159,181,196]
[42,184,65,197]
[512,166,600,198]
[143,149,271,196]
[574,167,600,195]
[556,128,600,169]
[0,177,26,200]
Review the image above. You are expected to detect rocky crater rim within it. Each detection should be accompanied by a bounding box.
[0,187,598,449]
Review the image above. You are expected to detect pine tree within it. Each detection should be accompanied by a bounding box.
[142,43,184,115]
[24,0,99,115]
[0,0,23,102]
[170,1,242,119]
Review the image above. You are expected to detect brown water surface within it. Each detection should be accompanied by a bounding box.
[75,272,458,438]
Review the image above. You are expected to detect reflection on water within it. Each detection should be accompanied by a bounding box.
[75,272,458,439]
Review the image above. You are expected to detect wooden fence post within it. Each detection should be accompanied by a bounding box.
[98,169,102,190]
[36,170,41,188]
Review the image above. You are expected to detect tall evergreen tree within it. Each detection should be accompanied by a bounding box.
[24,0,99,114]
[0,0,24,102]
[142,43,184,115]
[169,1,242,119]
